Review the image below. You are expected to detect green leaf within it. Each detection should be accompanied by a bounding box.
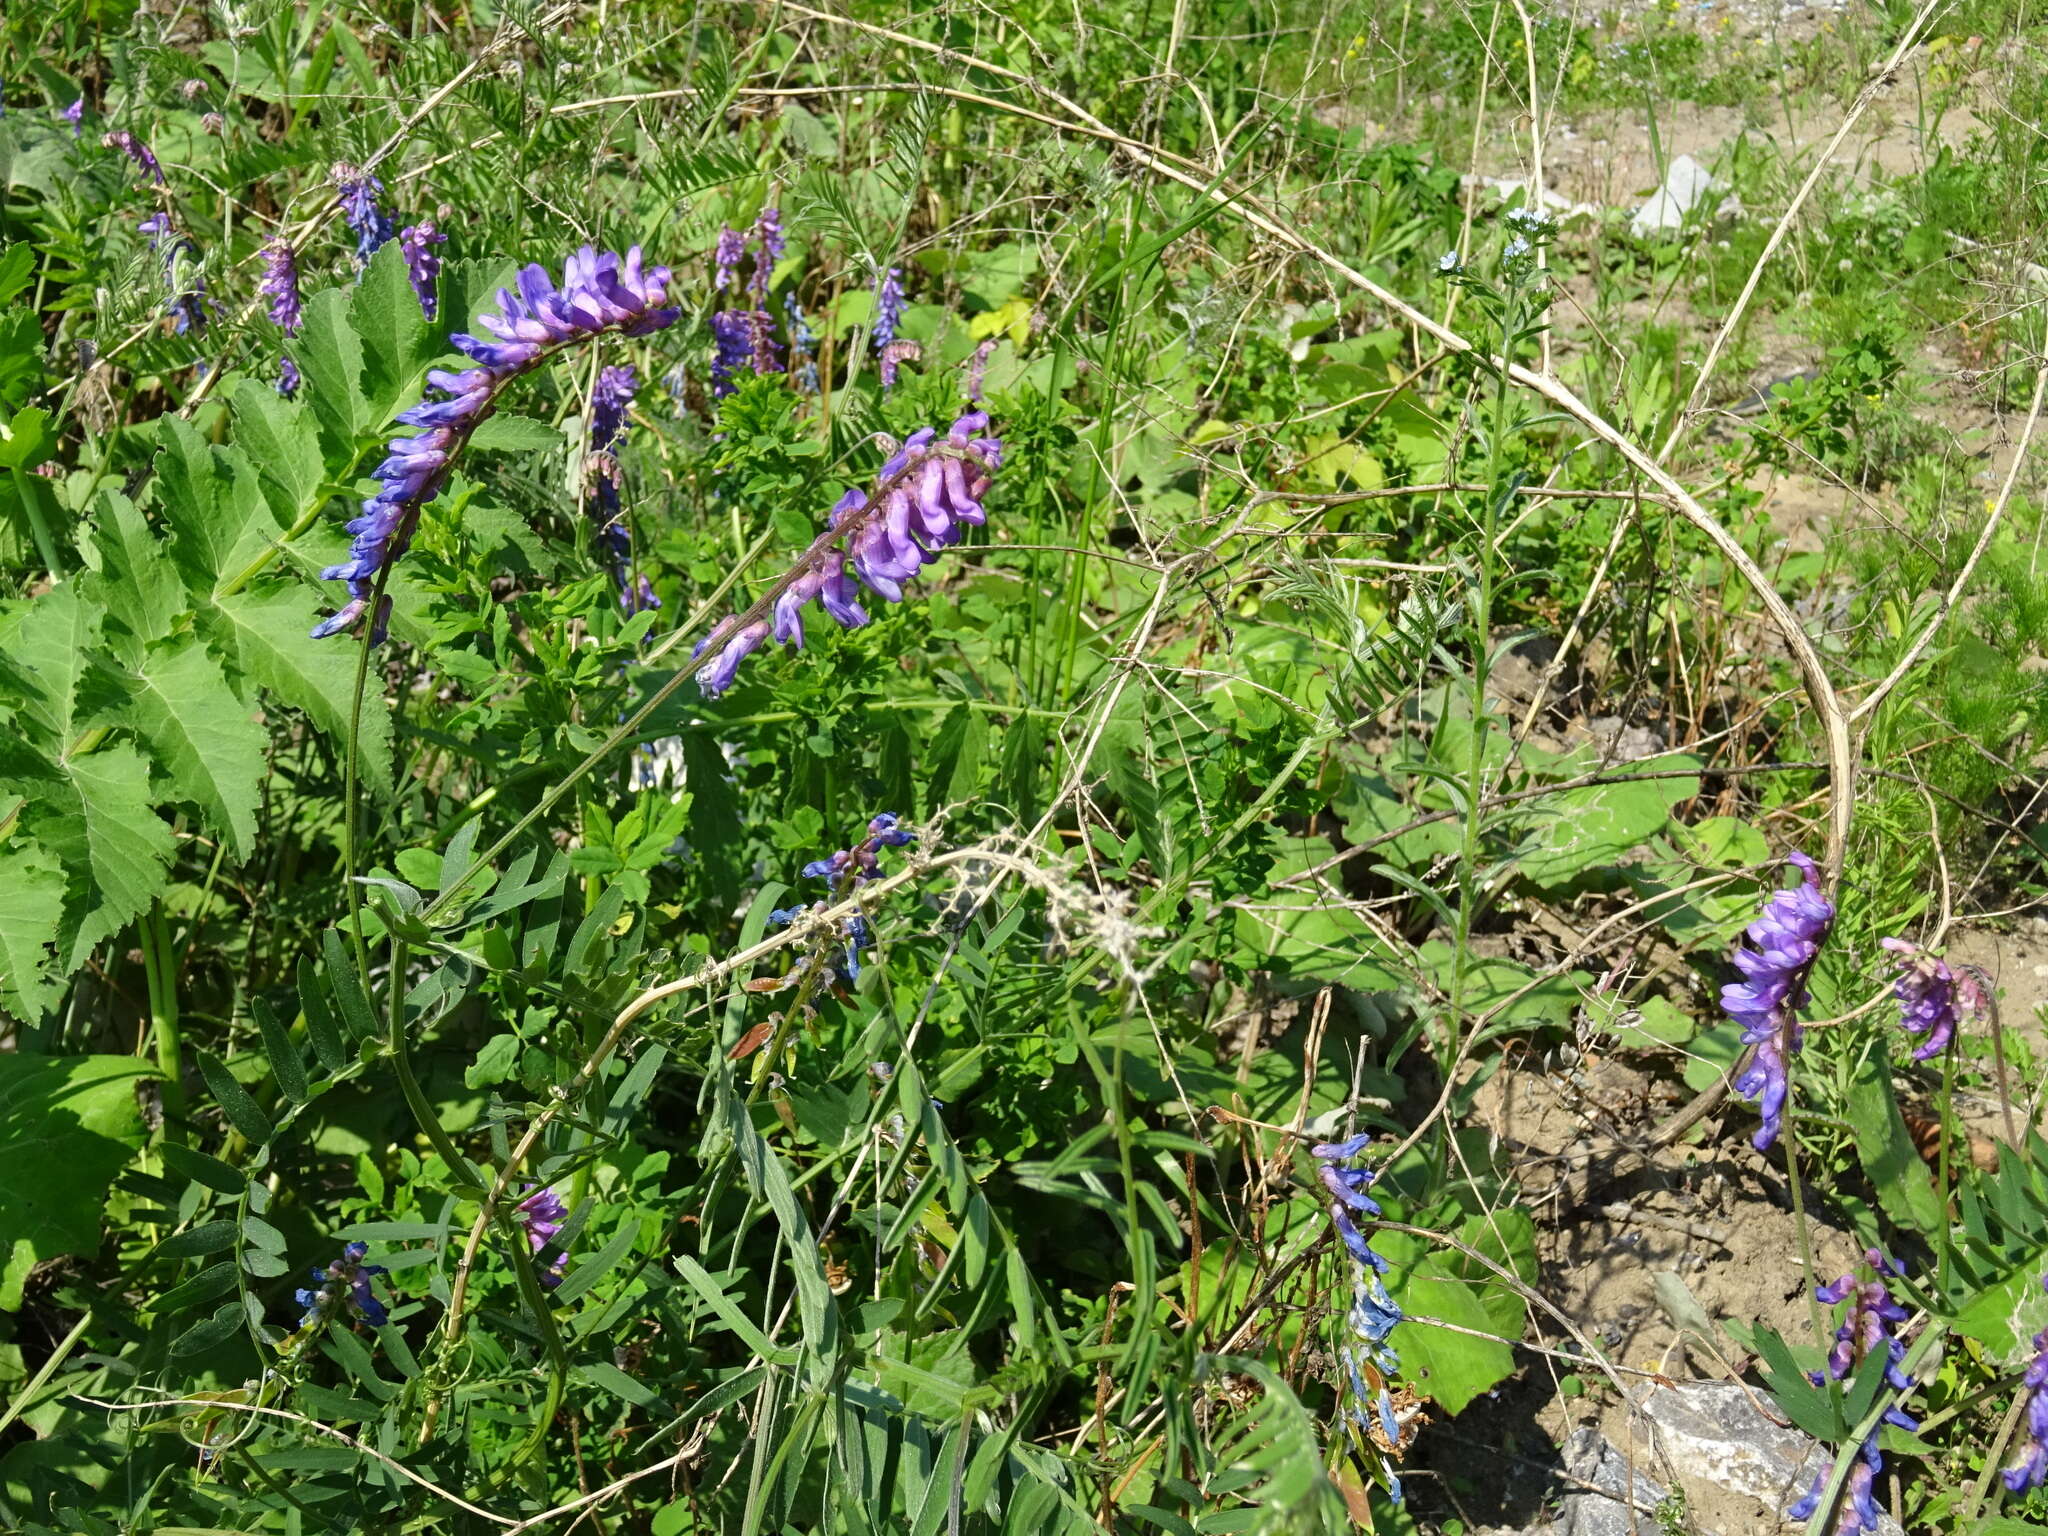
[230,377,326,526]
[1375,1229,1521,1415]
[4,579,105,745]
[321,928,377,1041]
[195,1050,275,1146]
[154,1260,239,1314]
[1510,755,1702,887]
[469,415,564,453]
[297,285,371,452]
[6,743,176,969]
[352,240,437,423]
[89,490,183,655]
[156,417,285,596]
[152,1221,240,1259]
[0,404,54,470]
[172,1301,245,1356]
[1951,1245,2048,1366]
[253,997,308,1106]
[0,1053,151,1309]
[1844,1045,1945,1239]
[299,954,346,1072]
[113,634,267,857]
[205,581,392,792]
[159,1142,249,1197]
[0,840,66,1020]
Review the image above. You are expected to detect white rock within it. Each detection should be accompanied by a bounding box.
[1629,155,1720,236]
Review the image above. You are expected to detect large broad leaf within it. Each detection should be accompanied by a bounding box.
[205,581,393,792]
[113,634,268,857]
[4,743,176,969]
[0,1054,151,1308]
[1510,753,1702,887]
[230,376,327,528]
[1376,1219,1533,1415]
[0,840,67,1020]
[89,490,183,657]
[1950,1244,2048,1367]
[3,580,107,746]
[155,417,287,599]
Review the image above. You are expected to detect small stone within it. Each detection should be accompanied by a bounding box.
[1629,155,1719,237]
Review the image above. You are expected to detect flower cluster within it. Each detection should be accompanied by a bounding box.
[1788,1253,1917,1533]
[103,129,163,183]
[707,209,788,396]
[139,213,208,336]
[2006,1279,2048,1492]
[294,1241,389,1329]
[515,1186,570,1287]
[333,164,394,262]
[584,364,658,614]
[258,237,304,335]
[880,338,920,392]
[1879,937,1965,1061]
[966,338,996,403]
[873,265,905,350]
[399,221,446,320]
[311,244,677,641]
[691,411,1002,696]
[1314,1134,1409,1500]
[1726,851,1834,1151]
[786,294,820,393]
[59,98,83,136]
[767,814,915,984]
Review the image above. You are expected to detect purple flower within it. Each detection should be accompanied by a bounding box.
[398,221,446,320]
[693,412,1002,696]
[2006,1280,2048,1492]
[714,225,746,292]
[1314,1134,1407,1501]
[332,164,394,261]
[277,355,301,398]
[966,338,996,402]
[786,295,819,393]
[873,266,904,350]
[879,338,920,392]
[258,237,303,336]
[710,310,756,398]
[586,365,657,614]
[60,98,83,136]
[749,206,783,298]
[294,1240,389,1329]
[801,813,916,890]
[746,307,782,378]
[1787,1253,1917,1532]
[515,1185,569,1287]
[103,129,163,183]
[1726,852,1833,1151]
[1879,938,1963,1061]
[311,244,677,640]
[138,212,170,248]
[141,215,209,335]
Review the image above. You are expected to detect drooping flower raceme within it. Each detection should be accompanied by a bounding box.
[60,98,83,136]
[294,1241,389,1329]
[515,1185,570,1286]
[710,309,757,398]
[714,225,746,292]
[399,221,447,319]
[692,412,1002,696]
[767,814,915,986]
[1726,851,1834,1151]
[873,266,905,350]
[103,128,164,183]
[333,164,395,262]
[1788,1253,1917,1533]
[310,244,677,641]
[2005,1279,2048,1492]
[1314,1134,1409,1502]
[584,364,658,614]
[1879,937,1963,1061]
[749,206,783,297]
[258,238,304,335]
[880,338,920,392]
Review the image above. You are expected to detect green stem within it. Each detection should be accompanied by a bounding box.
[0,1308,92,1441]
[140,902,187,1145]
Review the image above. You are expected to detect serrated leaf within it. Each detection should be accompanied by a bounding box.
[353,240,437,423]
[0,404,54,470]
[4,579,105,746]
[114,634,267,857]
[230,376,327,526]
[0,840,66,1020]
[205,581,392,793]
[89,490,183,655]
[297,285,370,452]
[7,743,176,970]
[156,417,286,596]
[0,1054,150,1309]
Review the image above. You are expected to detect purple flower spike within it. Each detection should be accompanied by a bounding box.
[1879,937,1963,1061]
[1313,1135,1407,1500]
[750,206,783,298]
[2007,1281,2048,1492]
[103,129,163,183]
[1726,852,1833,1151]
[311,244,676,639]
[398,221,447,320]
[692,413,1000,696]
[516,1186,570,1287]
[714,225,746,292]
[873,266,905,350]
[710,310,756,398]
[966,338,996,402]
[277,355,301,398]
[1788,1253,1917,1532]
[60,98,84,136]
[258,238,304,336]
[332,163,394,261]
[585,365,657,615]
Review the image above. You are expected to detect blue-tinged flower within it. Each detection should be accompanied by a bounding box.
[1314,1135,1408,1502]
[786,294,819,393]
[1437,250,1461,274]
[1787,1252,1916,1532]
[879,338,920,392]
[311,244,677,640]
[398,221,446,319]
[591,363,636,453]
[714,225,746,292]
[1879,937,1962,1061]
[2007,1283,2048,1492]
[103,128,163,183]
[873,267,905,351]
[710,310,758,397]
[1727,852,1833,1151]
[515,1185,570,1286]
[749,206,783,297]
[585,365,657,615]
[277,355,301,398]
[332,163,394,261]
[258,237,303,336]
[59,98,84,136]
[767,814,910,985]
[293,1240,389,1330]
[1504,235,1531,261]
